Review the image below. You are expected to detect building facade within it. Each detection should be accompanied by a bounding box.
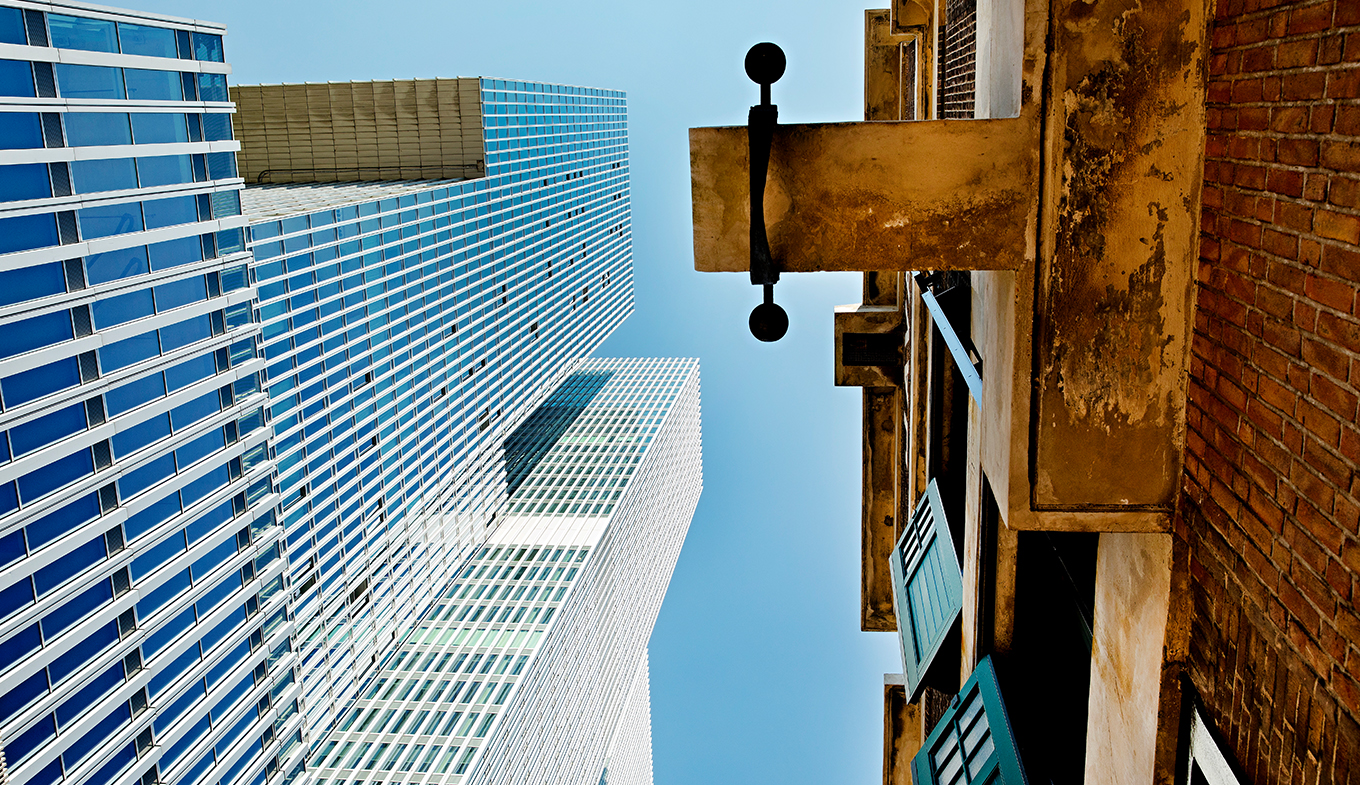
[0,6,673,785]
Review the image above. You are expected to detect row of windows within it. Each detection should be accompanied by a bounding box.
[0,111,234,151]
[0,7,225,62]
[0,59,228,102]
[0,152,237,204]
[0,190,242,256]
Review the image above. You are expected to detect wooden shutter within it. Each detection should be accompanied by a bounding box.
[890,479,963,700]
[912,655,1028,785]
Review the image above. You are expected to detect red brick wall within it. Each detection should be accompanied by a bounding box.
[1188,0,1360,781]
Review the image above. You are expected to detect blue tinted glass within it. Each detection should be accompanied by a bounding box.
[196,73,227,102]
[48,14,118,53]
[78,201,144,239]
[130,113,189,144]
[195,571,238,617]
[0,7,23,45]
[143,195,196,229]
[99,330,160,372]
[154,276,206,311]
[125,491,180,540]
[131,528,185,581]
[148,641,199,696]
[55,664,119,728]
[200,604,242,652]
[1,357,80,407]
[170,392,218,432]
[91,288,155,329]
[71,157,139,194]
[0,213,57,254]
[0,577,34,622]
[62,706,127,769]
[117,22,178,58]
[166,354,215,392]
[155,680,204,736]
[136,154,193,187]
[206,151,236,180]
[24,493,99,551]
[106,372,165,416]
[0,671,47,726]
[18,448,94,505]
[0,529,23,569]
[192,33,224,62]
[123,68,182,101]
[47,622,115,684]
[216,228,245,255]
[112,412,170,458]
[159,315,210,352]
[63,113,132,147]
[175,429,223,469]
[0,434,8,462]
[0,263,65,307]
[9,403,86,457]
[86,245,149,284]
[55,64,125,100]
[149,236,202,271]
[0,112,41,149]
[40,579,111,640]
[186,500,231,545]
[0,624,41,666]
[136,566,187,618]
[0,163,50,201]
[27,759,61,785]
[180,464,228,508]
[0,60,35,98]
[202,114,233,141]
[6,715,54,765]
[117,451,174,499]
[0,311,72,360]
[142,603,194,658]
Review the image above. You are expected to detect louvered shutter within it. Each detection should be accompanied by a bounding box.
[891,479,963,699]
[912,655,1028,785]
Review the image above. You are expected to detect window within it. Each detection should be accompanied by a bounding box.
[71,157,139,194]
[56,63,125,100]
[0,263,65,307]
[112,412,171,457]
[124,68,182,101]
[192,33,224,62]
[47,14,118,52]
[149,235,203,271]
[9,403,86,457]
[137,154,194,187]
[143,194,197,229]
[0,7,23,45]
[130,112,190,143]
[79,201,144,240]
[87,245,150,284]
[2,357,80,408]
[913,656,1026,785]
[100,329,160,372]
[0,213,57,255]
[65,113,133,147]
[118,22,178,58]
[17,447,94,504]
[106,371,166,416]
[0,311,72,360]
[0,113,43,150]
[155,276,207,310]
[0,59,34,98]
[92,287,156,329]
[0,163,52,201]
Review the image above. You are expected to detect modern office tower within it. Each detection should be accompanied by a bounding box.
[231,77,634,761]
[0,9,278,785]
[305,358,701,785]
[1,5,642,785]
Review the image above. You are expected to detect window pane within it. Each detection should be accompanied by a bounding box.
[117,22,178,58]
[55,64,125,100]
[71,157,138,194]
[48,14,119,53]
[1,357,80,408]
[196,73,227,102]
[148,236,202,271]
[118,451,174,499]
[9,403,86,457]
[64,113,132,147]
[192,33,224,62]
[166,355,215,393]
[202,113,233,141]
[206,151,236,180]
[142,195,196,229]
[0,311,73,360]
[0,213,57,255]
[136,154,193,187]
[0,264,64,308]
[124,490,179,540]
[123,68,182,101]
[92,287,155,329]
[131,112,189,144]
[0,113,43,149]
[170,391,218,430]
[0,163,51,202]
[99,330,160,372]
[154,276,206,311]
[0,60,34,98]
[78,201,144,239]
[25,494,100,551]
[159,315,210,352]
[105,372,166,416]
[112,411,170,457]
[18,448,94,505]
[86,245,149,284]
[0,7,23,45]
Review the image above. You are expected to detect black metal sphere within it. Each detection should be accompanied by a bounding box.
[749,301,789,342]
[745,42,786,86]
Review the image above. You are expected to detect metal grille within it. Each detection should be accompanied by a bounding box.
[48,161,70,197]
[56,210,78,244]
[923,686,953,737]
[40,113,63,148]
[937,0,977,119]
[23,9,47,46]
[903,39,918,121]
[32,61,55,98]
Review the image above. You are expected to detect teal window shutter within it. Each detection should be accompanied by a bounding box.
[890,479,963,699]
[912,655,1028,785]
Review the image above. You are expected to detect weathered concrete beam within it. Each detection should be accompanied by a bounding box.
[689,118,1037,274]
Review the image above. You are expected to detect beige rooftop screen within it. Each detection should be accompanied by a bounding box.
[229,78,485,185]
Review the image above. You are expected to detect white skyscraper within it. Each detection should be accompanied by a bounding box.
[305,358,701,785]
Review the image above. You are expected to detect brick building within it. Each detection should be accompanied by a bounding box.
[688,0,1360,781]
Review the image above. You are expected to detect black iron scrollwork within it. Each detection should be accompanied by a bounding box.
[745,42,789,343]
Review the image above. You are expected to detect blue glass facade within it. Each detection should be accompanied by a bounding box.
[1,7,633,785]
[0,7,285,785]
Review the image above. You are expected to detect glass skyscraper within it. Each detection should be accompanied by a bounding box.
[0,5,704,785]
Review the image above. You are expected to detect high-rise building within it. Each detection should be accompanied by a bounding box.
[305,358,701,785]
[0,6,688,785]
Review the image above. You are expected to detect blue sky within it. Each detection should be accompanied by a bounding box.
[136,0,903,779]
